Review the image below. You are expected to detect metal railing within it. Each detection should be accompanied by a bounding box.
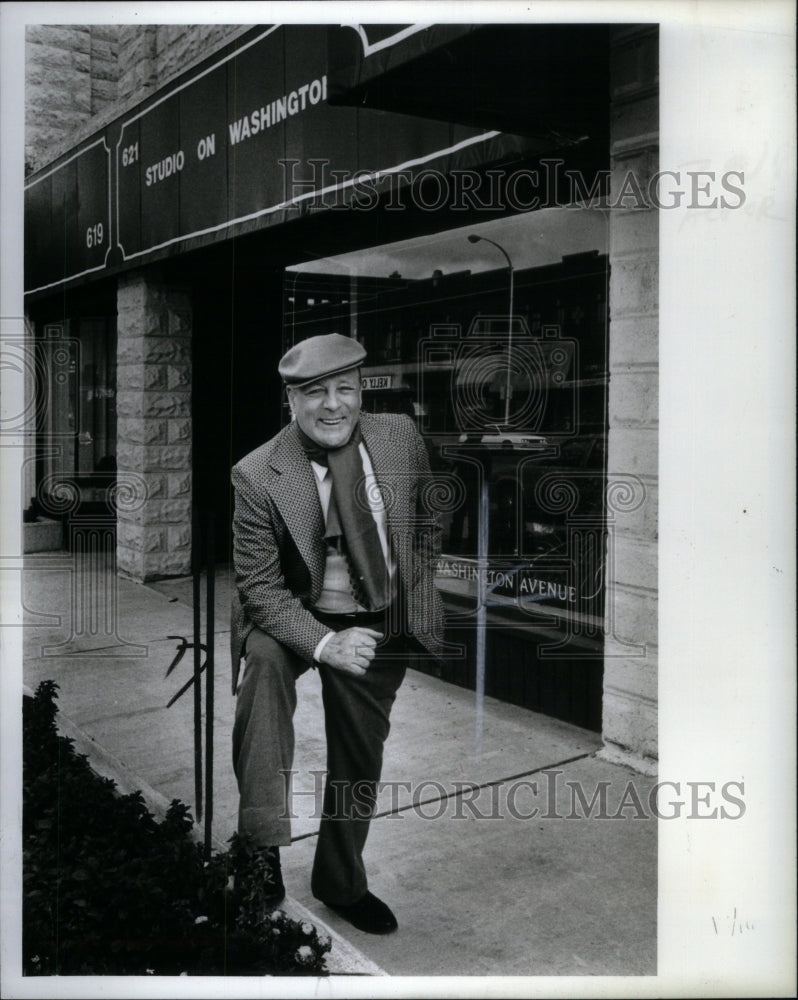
[164,506,215,858]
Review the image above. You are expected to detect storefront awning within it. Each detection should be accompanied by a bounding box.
[24,23,612,299]
[327,23,611,141]
[24,24,569,299]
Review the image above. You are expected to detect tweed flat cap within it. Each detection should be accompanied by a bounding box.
[279,333,367,387]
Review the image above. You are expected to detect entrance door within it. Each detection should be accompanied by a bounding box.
[190,250,285,562]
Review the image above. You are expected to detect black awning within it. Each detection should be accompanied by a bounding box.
[327,23,611,143]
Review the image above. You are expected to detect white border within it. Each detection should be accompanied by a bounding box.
[2,2,796,999]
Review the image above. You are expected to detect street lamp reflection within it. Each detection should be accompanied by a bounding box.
[467,234,515,425]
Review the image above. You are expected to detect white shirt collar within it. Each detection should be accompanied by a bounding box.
[309,460,328,482]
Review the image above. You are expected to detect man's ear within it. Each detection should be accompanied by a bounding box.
[286,386,295,419]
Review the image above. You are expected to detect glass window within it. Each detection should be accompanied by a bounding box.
[37,317,117,505]
[282,207,608,636]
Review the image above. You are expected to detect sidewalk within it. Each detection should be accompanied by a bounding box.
[21,551,657,977]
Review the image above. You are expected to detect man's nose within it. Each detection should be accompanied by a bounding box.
[323,388,341,409]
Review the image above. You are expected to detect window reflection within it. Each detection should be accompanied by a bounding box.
[283,209,608,628]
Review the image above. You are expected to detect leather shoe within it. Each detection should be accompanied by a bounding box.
[324,891,398,934]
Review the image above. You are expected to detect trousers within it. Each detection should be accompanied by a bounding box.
[232,622,408,905]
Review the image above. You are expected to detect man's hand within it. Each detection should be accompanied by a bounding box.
[318,627,383,677]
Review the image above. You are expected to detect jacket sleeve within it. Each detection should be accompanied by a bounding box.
[232,465,330,663]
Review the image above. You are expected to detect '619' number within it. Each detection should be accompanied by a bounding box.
[86,223,104,248]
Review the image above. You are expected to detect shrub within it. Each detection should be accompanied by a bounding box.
[23,680,331,976]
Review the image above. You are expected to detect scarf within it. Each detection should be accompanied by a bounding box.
[297,423,389,611]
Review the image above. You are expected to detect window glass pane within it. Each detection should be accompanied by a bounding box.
[37,317,117,505]
[282,207,608,630]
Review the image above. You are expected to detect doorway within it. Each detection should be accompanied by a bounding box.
[189,246,286,562]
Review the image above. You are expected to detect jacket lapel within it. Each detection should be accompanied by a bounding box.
[360,413,413,537]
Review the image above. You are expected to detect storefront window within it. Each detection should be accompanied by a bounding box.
[282,208,608,721]
[36,318,117,510]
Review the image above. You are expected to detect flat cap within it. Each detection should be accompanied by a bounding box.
[279,333,367,388]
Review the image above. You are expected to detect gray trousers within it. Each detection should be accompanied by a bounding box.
[232,625,408,905]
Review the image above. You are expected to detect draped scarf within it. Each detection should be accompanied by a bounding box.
[297,424,389,611]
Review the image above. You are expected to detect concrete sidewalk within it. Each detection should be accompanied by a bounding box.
[21,551,657,977]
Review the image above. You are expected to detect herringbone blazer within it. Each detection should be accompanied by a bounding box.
[230,412,445,692]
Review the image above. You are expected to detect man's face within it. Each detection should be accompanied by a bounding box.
[287,369,362,449]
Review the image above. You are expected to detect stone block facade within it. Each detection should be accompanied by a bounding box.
[117,25,245,106]
[602,26,659,768]
[25,24,248,173]
[26,25,93,173]
[115,271,192,581]
[25,25,119,173]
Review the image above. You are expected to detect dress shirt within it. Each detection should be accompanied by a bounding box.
[311,442,395,661]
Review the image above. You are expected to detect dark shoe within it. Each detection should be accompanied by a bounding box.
[324,891,398,934]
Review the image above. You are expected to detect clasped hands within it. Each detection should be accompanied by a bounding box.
[318,627,383,677]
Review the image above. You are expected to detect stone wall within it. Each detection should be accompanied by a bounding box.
[89,26,120,114]
[26,25,99,173]
[602,26,659,769]
[116,25,243,106]
[116,272,192,581]
[25,24,249,173]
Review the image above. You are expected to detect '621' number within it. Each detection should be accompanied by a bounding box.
[121,141,139,167]
[86,223,104,248]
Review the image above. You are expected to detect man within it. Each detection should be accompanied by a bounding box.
[230,333,445,935]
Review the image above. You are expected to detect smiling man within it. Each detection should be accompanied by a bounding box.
[230,333,445,935]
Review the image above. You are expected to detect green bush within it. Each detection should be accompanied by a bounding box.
[23,680,331,976]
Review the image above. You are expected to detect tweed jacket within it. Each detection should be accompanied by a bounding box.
[230,411,445,692]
